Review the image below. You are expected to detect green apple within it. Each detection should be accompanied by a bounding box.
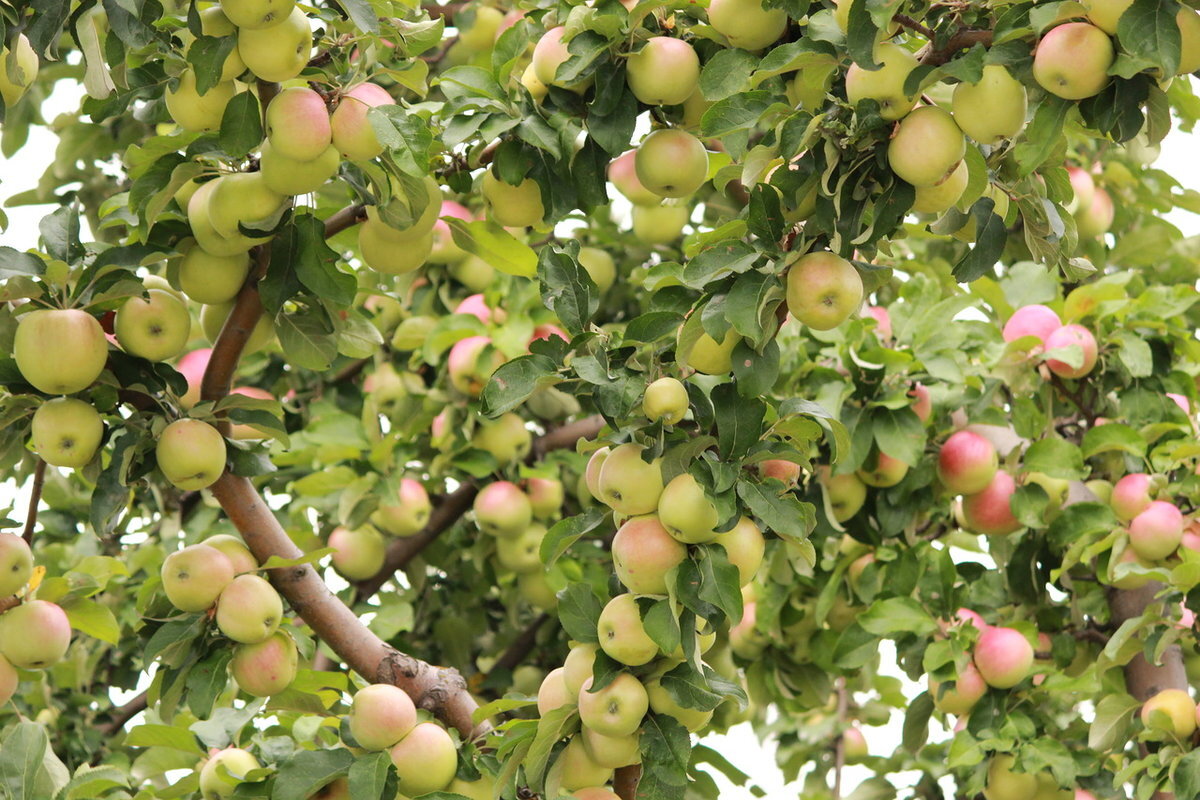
[583,447,610,500]
[207,173,286,240]
[578,673,648,737]
[472,412,532,464]
[563,643,598,697]
[823,470,867,521]
[495,523,546,573]
[646,678,712,732]
[203,534,258,574]
[218,0,295,29]
[845,43,918,121]
[216,574,283,644]
[657,473,719,543]
[348,683,417,750]
[473,481,533,538]
[643,377,689,425]
[1032,22,1113,100]
[635,129,709,199]
[14,308,108,395]
[598,443,664,516]
[632,203,690,244]
[195,7,245,81]
[609,150,662,206]
[526,476,565,519]
[238,7,311,83]
[115,288,191,362]
[30,397,103,468]
[912,160,968,214]
[983,755,1036,800]
[188,179,271,257]
[231,631,297,697]
[518,570,558,611]
[0,533,33,597]
[626,37,700,106]
[446,777,493,800]
[200,301,276,353]
[0,600,71,669]
[581,727,641,769]
[371,478,432,537]
[1084,0,1133,32]
[331,82,393,161]
[358,218,433,274]
[458,5,505,50]
[388,722,457,796]
[537,666,573,715]
[1178,8,1200,74]
[521,62,549,100]
[857,449,909,488]
[0,34,38,106]
[162,544,236,612]
[265,86,331,161]
[713,516,765,586]
[156,419,227,491]
[177,240,250,305]
[328,526,386,581]
[597,593,659,666]
[888,106,965,187]
[952,64,1027,144]
[558,738,614,792]
[198,747,260,799]
[680,328,741,375]
[707,0,788,50]
[953,183,1011,242]
[784,251,863,330]
[578,247,616,292]
[260,141,341,196]
[165,70,237,133]
[371,175,443,237]
[1141,688,1197,738]
[481,170,545,227]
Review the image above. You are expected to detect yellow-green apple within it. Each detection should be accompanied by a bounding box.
[358,218,432,274]
[1084,0,1133,32]
[657,473,719,543]
[161,544,236,612]
[165,70,237,132]
[208,173,285,239]
[1129,500,1183,561]
[473,481,533,537]
[481,171,545,227]
[632,203,690,243]
[857,450,908,488]
[646,677,712,732]
[583,446,611,501]
[707,0,788,50]
[204,534,258,574]
[910,383,932,422]
[0,599,71,669]
[372,478,431,537]
[200,301,276,353]
[14,308,108,395]
[847,553,875,594]
[389,722,457,796]
[1035,774,1071,800]
[231,631,297,697]
[973,626,1034,688]
[581,728,641,769]
[680,328,741,375]
[1066,166,1096,214]
[579,673,648,736]
[188,179,270,257]
[571,788,623,800]
[178,241,250,305]
[446,777,492,800]
[537,666,572,715]
[472,412,532,464]
[929,660,987,715]
[578,247,616,292]
[842,726,868,762]
[758,459,801,487]
[330,82,392,161]
[157,419,227,491]
[199,747,260,798]
[311,778,350,799]
[526,476,565,519]
[30,397,103,468]
[1024,472,1070,510]
[822,470,867,521]
[115,288,191,362]
[598,443,664,516]
[1044,324,1098,378]
[1178,9,1200,74]
[0,34,38,106]
[1141,688,1197,737]
[612,515,686,595]
[532,26,576,88]
[564,643,598,696]
[608,150,661,206]
[713,516,765,586]
[844,43,919,121]
[983,755,1035,800]
[521,62,548,99]
[635,129,708,198]
[626,37,700,106]
[260,141,341,195]
[328,526,386,580]
[597,593,659,666]
[1032,23,1114,100]
[962,471,1022,536]
[266,86,331,161]
[238,7,311,82]
[937,430,998,495]
[784,251,864,330]
[1074,187,1114,238]
[560,737,614,791]
[0,653,16,706]
[348,683,417,749]
[458,5,505,50]
[216,574,283,644]
[370,174,443,236]
[195,7,245,80]
[912,160,968,214]
[1111,473,1153,521]
[642,377,689,425]
[496,523,546,573]
[1003,304,1061,346]
[0,533,33,597]
[1086,478,1114,504]
[952,65,1027,144]
[447,335,505,396]
[218,0,294,29]
[888,106,965,187]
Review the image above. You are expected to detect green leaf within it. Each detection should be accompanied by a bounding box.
[61,598,120,645]
[540,506,608,568]
[713,382,765,459]
[1118,0,1181,79]
[643,599,682,655]
[272,749,355,800]
[1088,693,1140,751]
[1081,423,1147,458]
[696,547,743,624]
[538,244,597,337]
[901,692,934,754]
[525,705,579,788]
[640,713,692,789]
[188,35,238,95]
[186,648,233,718]
[279,214,357,310]
[276,312,338,371]
[660,662,723,712]
[624,311,685,343]
[331,0,380,34]
[480,354,559,417]
[446,218,537,278]
[731,339,780,398]
[736,480,815,546]
[347,751,392,800]
[872,408,926,466]
[0,246,45,278]
[681,241,760,289]
[1177,750,1200,800]
[367,106,434,176]
[1013,95,1071,177]
[1023,437,1087,480]
[0,721,61,800]
[219,92,263,160]
[123,724,205,754]
[858,597,938,636]
[952,196,1008,282]
[699,47,758,101]
[57,765,130,800]
[556,583,603,644]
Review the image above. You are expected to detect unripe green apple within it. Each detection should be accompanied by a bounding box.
[952,65,1028,144]
[632,204,690,244]
[598,443,664,516]
[115,288,191,362]
[238,7,311,83]
[473,481,533,537]
[331,82,392,161]
[845,43,918,121]
[658,473,720,543]
[195,7,245,81]
[203,534,257,574]
[349,683,418,750]
[713,516,765,586]
[371,478,431,537]
[784,251,863,330]
[973,626,1033,688]
[842,726,869,763]
[982,755,1036,800]
[1032,22,1114,100]
[584,447,611,500]
[1074,186,1114,238]
[518,569,558,611]
[165,70,237,133]
[0,533,33,597]
[216,574,283,644]
[30,397,103,468]
[643,377,689,425]
[597,593,659,666]
[1178,9,1200,74]
[679,327,741,375]
[525,476,564,519]
[646,677,713,732]
[0,653,16,707]
[887,106,965,187]
[581,727,641,769]
[521,62,549,100]
[579,673,649,737]
[578,247,616,292]
[178,240,250,305]
[823,470,867,521]
[481,170,545,227]
[260,141,341,196]
[231,631,297,697]
[199,748,260,799]
[207,173,286,240]
[537,666,572,715]
[1084,0,1133,32]
[563,643,598,697]
[266,86,331,161]
[328,526,386,580]
[200,301,276,353]
[358,218,432,274]
[218,0,295,29]
[188,180,271,257]
[1141,688,1197,738]
[162,544,236,612]
[458,5,505,51]
[912,160,968,214]
[446,777,493,800]
[472,412,532,464]
[609,150,662,206]
[14,308,108,395]
[635,129,709,199]
[495,523,546,573]
[559,737,614,792]
[857,449,909,488]
[389,722,458,796]
[156,419,227,491]
[707,0,788,50]
[626,37,700,106]
[612,515,687,595]
[0,600,71,669]
[0,34,38,107]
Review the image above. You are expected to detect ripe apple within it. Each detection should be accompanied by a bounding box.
[845,43,919,121]
[165,70,237,132]
[204,534,257,574]
[526,476,565,519]
[447,335,505,396]
[266,86,331,162]
[578,673,648,737]
[473,481,533,537]
[330,82,392,161]
[1128,500,1184,561]
[640,377,690,427]
[707,0,788,50]
[115,288,191,362]
[0,654,16,707]
[495,523,546,573]
[446,777,492,800]
[681,328,741,375]
[389,722,457,796]
[713,516,765,586]
[598,443,664,516]
[938,430,999,495]
[559,737,614,792]
[372,478,431,537]
[823,470,868,521]
[472,412,532,464]
[0,34,38,106]
[178,241,250,305]
[14,308,108,395]
[578,247,616,292]
[161,544,236,612]
[1044,324,1098,378]
[612,515,687,595]
[632,203,690,244]
[537,666,572,715]
[563,643,598,696]
[962,471,1022,536]
[646,677,712,732]
[454,294,492,324]
[218,0,294,29]
[842,726,868,763]
[260,141,341,196]
[785,251,864,330]
[581,727,641,769]
[1111,473,1154,521]
[1141,688,1197,737]
[207,173,285,240]
[1003,304,1062,346]
[857,450,908,488]
[626,37,700,106]
[758,459,802,487]
[198,747,260,798]
[1075,186,1114,238]
[0,533,33,597]
[635,129,709,199]
[658,473,720,543]
[597,593,659,666]
[238,7,311,83]
[584,447,610,499]
[348,683,418,750]
[328,526,386,581]
[481,171,545,227]
[200,301,276,353]
[157,419,227,491]
[216,574,283,644]
[910,383,932,422]
[231,631,298,697]
[729,600,767,658]
[30,397,103,468]
[912,160,967,214]
[1067,166,1096,214]
[188,179,271,257]
[358,218,433,274]
[983,755,1036,800]
[929,660,987,715]
[973,626,1034,688]
[888,106,965,187]
[0,600,71,669]
[1032,23,1114,100]
[531,26,588,89]
[608,150,661,206]
[952,65,1028,144]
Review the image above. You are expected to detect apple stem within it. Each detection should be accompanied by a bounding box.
[21,458,45,545]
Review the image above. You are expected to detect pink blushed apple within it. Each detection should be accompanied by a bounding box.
[1111,473,1153,522]
[1128,500,1184,561]
[973,626,1034,688]
[1044,324,1098,379]
[1002,304,1061,346]
[962,471,1022,536]
[937,430,999,495]
[909,383,932,423]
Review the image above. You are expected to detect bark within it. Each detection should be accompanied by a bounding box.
[22,458,45,544]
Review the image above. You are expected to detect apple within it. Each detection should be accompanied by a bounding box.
[481,170,545,227]
[204,534,258,574]
[0,600,71,669]
[646,678,712,732]
[1141,688,1197,738]
[758,459,801,486]
[266,87,331,162]
[454,294,492,324]
[962,471,1022,536]
[1075,186,1114,238]
[658,473,720,543]
[389,722,458,796]
[178,241,250,305]
[472,412,532,464]
[537,666,572,715]
[909,384,932,422]
[973,626,1034,688]
[200,301,276,353]
[115,288,191,362]
[429,200,474,263]
[445,777,492,800]
[218,0,294,29]
[526,476,565,519]
[865,305,892,339]
[938,430,999,495]
[238,7,311,83]
[1032,23,1114,100]
[1003,304,1062,346]
[157,419,227,491]
[14,308,108,395]
[598,443,664,516]
[348,683,417,750]
[579,673,648,737]
[857,450,908,488]
[578,247,616,292]
[707,0,788,50]
[632,203,690,244]
[608,150,661,206]
[330,82,392,161]
[311,778,350,800]
[597,593,659,666]
[1067,166,1096,215]
[681,328,741,375]
[785,251,864,330]
[260,141,341,196]
[328,526,386,580]
[1111,473,1154,521]
[0,533,33,597]
[842,726,868,763]
[584,447,610,499]
[0,34,38,106]
[30,397,103,468]
[1178,8,1200,74]
[1084,0,1133,32]
[198,747,260,798]
[372,478,431,537]
[216,574,283,644]
[636,129,708,199]
[823,471,868,521]
[531,26,575,88]
[564,643,598,696]
[581,727,641,769]
[559,737,614,792]
[954,607,988,632]
[188,180,271,257]
[729,600,767,658]
[888,106,965,187]
[930,660,987,715]
[952,65,1027,144]
[458,5,505,50]
[626,37,700,106]
[0,654,16,706]
[983,755,1036,800]
[447,335,505,396]
[193,7,244,80]
[231,631,297,697]
[611,515,687,595]
[165,70,237,132]
[370,174,443,237]
[162,544,236,612]
[713,516,765,586]
[1128,500,1184,561]
[1044,324,1098,378]
[208,173,285,240]
[358,218,433,274]
[845,43,919,121]
[1024,471,1069,510]
[473,481,533,537]
[847,553,875,593]
[912,160,968,214]
[495,523,546,573]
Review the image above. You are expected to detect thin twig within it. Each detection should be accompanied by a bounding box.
[892,14,935,39]
[491,613,550,675]
[918,28,993,66]
[99,689,148,736]
[324,203,367,238]
[22,459,45,544]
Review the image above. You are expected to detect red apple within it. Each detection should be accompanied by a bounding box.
[1044,324,1098,379]
[1110,473,1153,522]
[973,626,1034,688]
[938,430,999,495]
[962,472,1022,536]
[1002,304,1061,346]
[1128,500,1183,561]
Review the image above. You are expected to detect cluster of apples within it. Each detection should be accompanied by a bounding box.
[472,474,563,581]
[1003,304,1100,379]
[0,533,72,695]
[326,478,433,581]
[1104,473,1192,586]
[938,429,1028,537]
[160,535,299,697]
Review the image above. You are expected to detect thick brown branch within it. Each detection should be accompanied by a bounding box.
[22,459,45,544]
[530,415,605,460]
[614,765,642,800]
[918,29,994,66]
[422,2,466,20]
[324,203,367,238]
[99,689,148,736]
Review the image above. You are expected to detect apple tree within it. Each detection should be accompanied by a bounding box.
[0,0,1199,798]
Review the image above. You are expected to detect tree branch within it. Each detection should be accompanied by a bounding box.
[491,613,550,676]
[892,14,935,39]
[614,765,642,800]
[99,689,148,736]
[22,458,45,544]
[324,203,367,238]
[918,28,993,66]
